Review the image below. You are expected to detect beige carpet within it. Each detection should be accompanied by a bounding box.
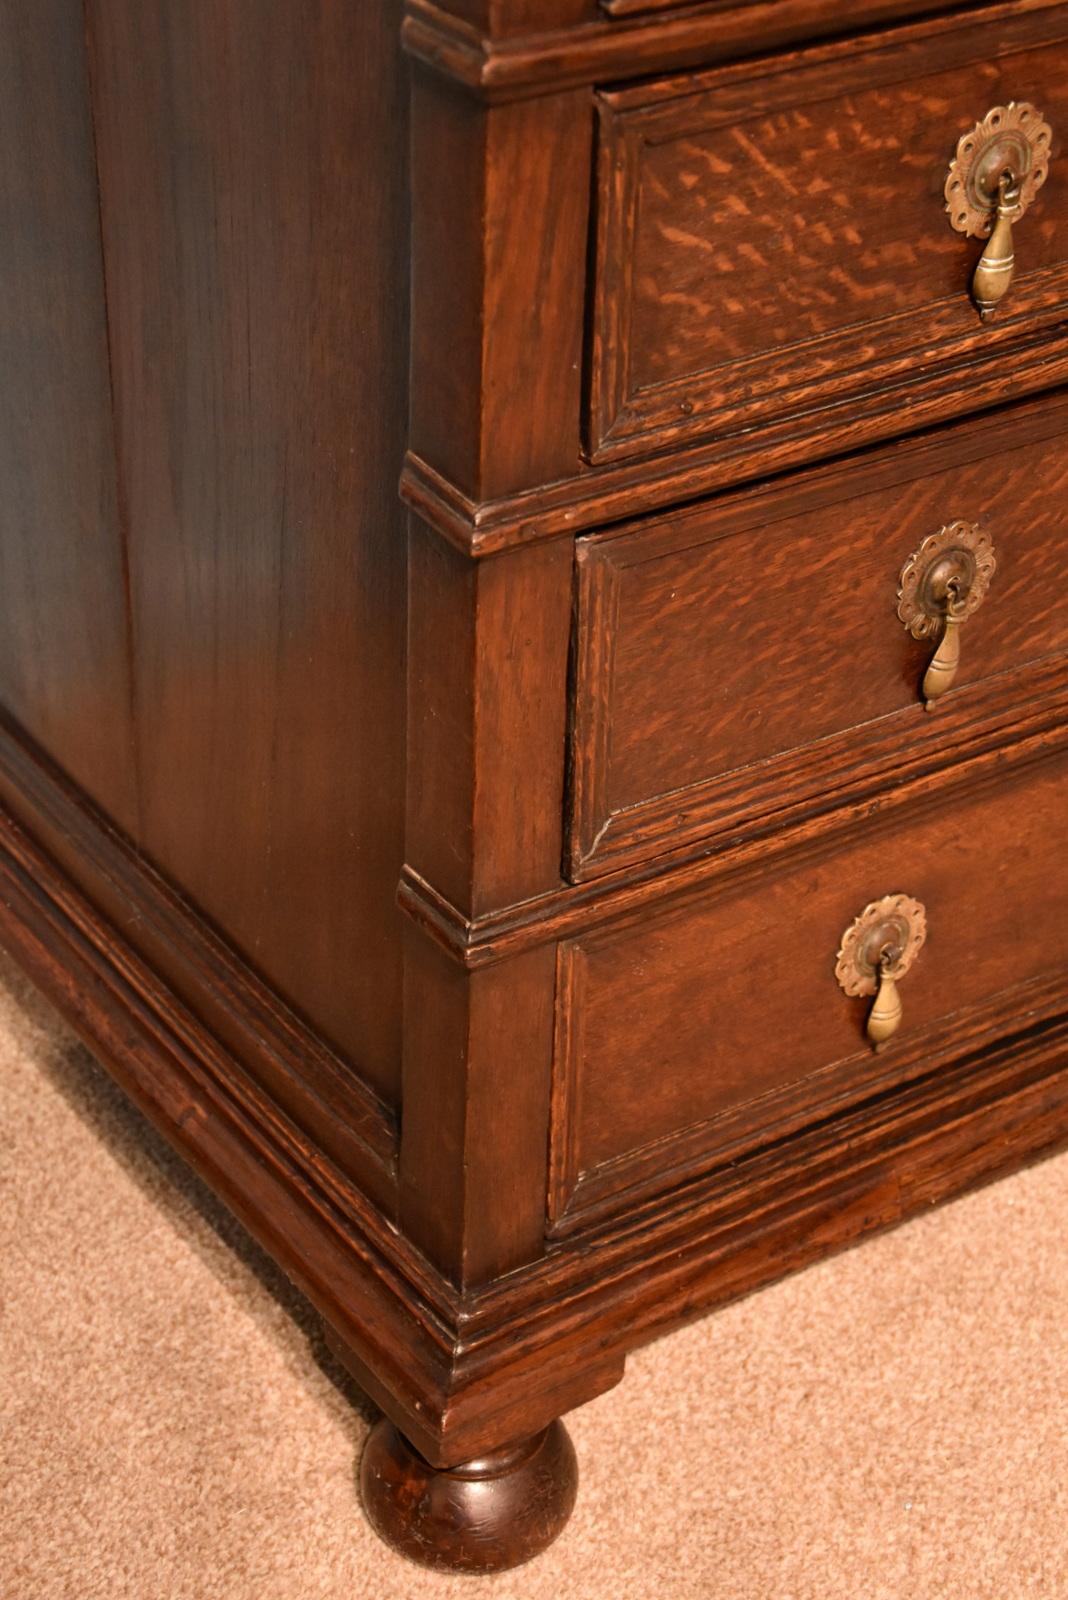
[1,948,1067,1600]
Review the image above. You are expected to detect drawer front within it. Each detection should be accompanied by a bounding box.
[569,396,1068,878]
[589,5,1068,465]
[550,755,1068,1230]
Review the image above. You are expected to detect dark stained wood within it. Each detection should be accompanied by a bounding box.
[2,772,1066,1481]
[0,710,399,1208]
[1,0,1067,1576]
[485,1004,1068,1352]
[410,70,590,500]
[399,929,559,1285]
[421,0,598,35]
[360,1418,578,1572]
[401,703,1068,970]
[0,0,137,831]
[84,0,410,1103]
[402,354,1068,558]
[402,0,979,99]
[600,0,704,12]
[570,397,1068,876]
[590,7,1068,463]
[552,757,1068,1225]
[402,360,1068,566]
[406,519,572,917]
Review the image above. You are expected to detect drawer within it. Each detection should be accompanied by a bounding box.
[549,754,1068,1231]
[568,395,1068,879]
[588,4,1068,467]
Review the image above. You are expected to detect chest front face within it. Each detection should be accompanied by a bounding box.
[400,0,1068,1299]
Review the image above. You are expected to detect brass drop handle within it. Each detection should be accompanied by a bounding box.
[867,945,904,1048]
[945,102,1052,323]
[971,170,1022,322]
[835,895,927,1053]
[897,522,996,712]
[921,579,967,711]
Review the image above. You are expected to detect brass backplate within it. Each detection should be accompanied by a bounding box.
[946,102,1052,238]
[897,520,996,642]
[835,894,927,999]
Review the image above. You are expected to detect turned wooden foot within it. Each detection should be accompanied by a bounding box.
[359,1417,578,1573]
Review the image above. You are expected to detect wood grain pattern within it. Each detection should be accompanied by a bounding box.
[360,1416,579,1573]
[590,7,1068,462]
[402,0,980,99]
[410,70,590,501]
[406,520,572,919]
[0,708,399,1205]
[2,0,1067,1570]
[4,768,1067,1476]
[471,1007,1068,1373]
[401,518,571,1286]
[402,354,1068,558]
[551,756,1068,1225]
[84,0,410,1102]
[570,396,1068,876]
[0,0,137,831]
[401,688,1068,972]
[400,932,559,1285]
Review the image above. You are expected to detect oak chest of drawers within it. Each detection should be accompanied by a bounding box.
[2,0,1066,1573]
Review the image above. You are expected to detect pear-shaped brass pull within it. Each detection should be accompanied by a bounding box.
[835,895,927,1053]
[867,948,904,1048]
[921,582,967,711]
[971,170,1022,321]
[945,102,1052,322]
[898,522,996,712]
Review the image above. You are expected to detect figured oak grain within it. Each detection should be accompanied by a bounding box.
[590,7,1068,462]
[5,759,1067,1472]
[552,757,1068,1224]
[1,0,1067,1558]
[570,401,1068,875]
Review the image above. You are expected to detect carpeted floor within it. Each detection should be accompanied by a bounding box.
[1,947,1066,1600]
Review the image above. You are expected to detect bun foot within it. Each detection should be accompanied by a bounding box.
[359,1417,578,1573]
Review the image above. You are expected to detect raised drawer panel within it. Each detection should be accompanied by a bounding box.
[569,397,1068,878]
[550,754,1068,1230]
[589,4,1068,466]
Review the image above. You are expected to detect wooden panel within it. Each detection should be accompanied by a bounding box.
[551,755,1068,1227]
[0,709,399,1207]
[589,6,1068,463]
[0,0,137,831]
[84,1,409,1101]
[407,520,572,918]
[570,396,1068,877]
[410,70,590,500]
[400,930,558,1286]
